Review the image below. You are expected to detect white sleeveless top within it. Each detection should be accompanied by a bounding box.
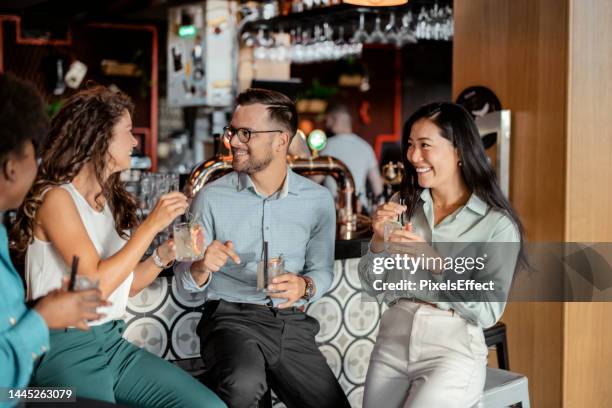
[26,183,133,325]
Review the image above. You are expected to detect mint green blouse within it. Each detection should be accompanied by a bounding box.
[359,189,520,328]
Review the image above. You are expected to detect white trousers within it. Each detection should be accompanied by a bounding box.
[363,300,488,408]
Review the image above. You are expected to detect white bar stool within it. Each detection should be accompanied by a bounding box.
[473,367,531,408]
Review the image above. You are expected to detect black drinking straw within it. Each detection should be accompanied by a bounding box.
[263,241,269,287]
[69,255,79,291]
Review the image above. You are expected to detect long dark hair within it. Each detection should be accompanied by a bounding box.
[400,102,527,269]
[11,85,138,254]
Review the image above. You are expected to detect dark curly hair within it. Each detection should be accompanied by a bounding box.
[0,73,48,167]
[11,84,139,253]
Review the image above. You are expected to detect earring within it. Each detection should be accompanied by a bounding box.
[458,160,462,167]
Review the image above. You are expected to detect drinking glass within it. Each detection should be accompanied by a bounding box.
[333,26,347,59]
[303,28,316,63]
[291,27,306,64]
[320,23,335,61]
[351,11,370,44]
[399,11,417,46]
[368,15,385,44]
[384,219,403,245]
[254,27,272,60]
[384,12,401,47]
[63,269,99,291]
[416,7,431,40]
[173,221,206,262]
[384,198,407,251]
[257,255,285,292]
[169,173,180,193]
[347,24,364,58]
[140,173,152,210]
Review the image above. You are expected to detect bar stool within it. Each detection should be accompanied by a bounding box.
[474,367,531,408]
[483,322,509,369]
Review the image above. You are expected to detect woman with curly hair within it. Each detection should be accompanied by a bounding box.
[12,85,225,408]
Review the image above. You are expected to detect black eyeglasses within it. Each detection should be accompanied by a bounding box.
[223,126,282,144]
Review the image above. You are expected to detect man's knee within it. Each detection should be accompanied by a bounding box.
[209,363,267,408]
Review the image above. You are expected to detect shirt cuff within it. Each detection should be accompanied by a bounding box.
[175,262,212,293]
[362,246,390,283]
[17,309,50,360]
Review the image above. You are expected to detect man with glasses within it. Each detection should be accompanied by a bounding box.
[175,88,349,408]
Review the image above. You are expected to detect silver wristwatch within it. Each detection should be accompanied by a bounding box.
[152,248,174,269]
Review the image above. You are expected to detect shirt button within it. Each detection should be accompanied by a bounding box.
[266,227,270,230]
[9,317,16,326]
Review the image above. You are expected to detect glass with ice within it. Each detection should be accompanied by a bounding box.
[173,221,205,262]
[257,256,285,293]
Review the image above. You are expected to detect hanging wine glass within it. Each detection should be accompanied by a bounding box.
[303,27,316,63]
[253,27,268,60]
[274,27,290,62]
[311,25,326,62]
[368,14,385,44]
[347,23,364,58]
[399,11,417,46]
[351,11,371,44]
[321,22,335,61]
[416,6,431,40]
[291,26,305,64]
[383,11,401,46]
[442,5,454,41]
[334,25,347,59]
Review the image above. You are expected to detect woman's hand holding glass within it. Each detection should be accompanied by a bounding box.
[145,192,189,233]
[387,225,443,274]
[371,202,407,253]
[156,238,177,266]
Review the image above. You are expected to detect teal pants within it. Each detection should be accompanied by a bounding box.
[31,320,226,408]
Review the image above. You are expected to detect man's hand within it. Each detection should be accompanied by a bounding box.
[190,240,240,286]
[35,288,109,331]
[267,273,307,308]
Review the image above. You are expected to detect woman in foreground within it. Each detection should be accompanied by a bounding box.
[13,85,225,408]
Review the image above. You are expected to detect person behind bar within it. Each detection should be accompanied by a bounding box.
[175,88,350,408]
[0,74,107,403]
[11,85,225,408]
[321,103,384,212]
[359,102,526,408]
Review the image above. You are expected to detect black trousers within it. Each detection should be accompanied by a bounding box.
[197,300,351,408]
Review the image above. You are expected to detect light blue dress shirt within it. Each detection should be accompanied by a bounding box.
[175,168,336,306]
[0,223,49,404]
[359,189,520,328]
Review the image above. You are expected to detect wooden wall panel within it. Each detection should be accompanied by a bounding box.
[564,0,612,406]
[565,1,612,241]
[453,1,568,407]
[453,0,568,242]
